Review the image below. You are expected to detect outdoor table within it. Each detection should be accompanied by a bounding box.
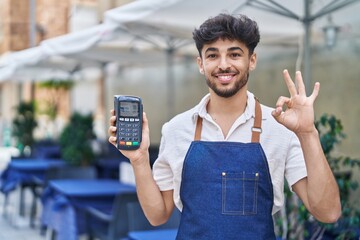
[128,229,178,240]
[0,159,67,218]
[40,179,136,240]
[0,159,66,194]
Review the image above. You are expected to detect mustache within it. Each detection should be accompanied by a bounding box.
[213,69,239,74]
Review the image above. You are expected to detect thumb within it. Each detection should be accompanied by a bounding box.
[142,112,150,134]
[272,107,284,124]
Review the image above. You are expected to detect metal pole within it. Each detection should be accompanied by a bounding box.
[99,63,108,140]
[303,0,312,96]
[166,48,175,119]
[29,0,36,101]
[29,0,36,48]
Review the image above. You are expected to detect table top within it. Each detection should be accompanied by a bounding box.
[0,159,67,194]
[48,179,136,197]
[128,229,178,240]
[9,159,66,171]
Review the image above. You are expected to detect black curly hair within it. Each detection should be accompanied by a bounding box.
[192,13,260,57]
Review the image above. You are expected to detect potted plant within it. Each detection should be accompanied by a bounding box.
[59,112,96,166]
[12,101,38,156]
[37,79,74,121]
[37,79,74,139]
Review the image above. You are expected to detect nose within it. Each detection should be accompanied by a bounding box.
[218,57,231,70]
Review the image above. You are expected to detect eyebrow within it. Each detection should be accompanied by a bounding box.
[204,46,244,54]
[228,47,244,53]
[204,47,218,54]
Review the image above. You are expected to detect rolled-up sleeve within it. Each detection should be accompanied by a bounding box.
[152,124,174,191]
[285,133,307,190]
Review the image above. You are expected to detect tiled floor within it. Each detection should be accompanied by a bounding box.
[0,155,45,240]
[0,188,46,240]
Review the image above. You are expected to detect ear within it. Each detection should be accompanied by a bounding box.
[197,56,204,74]
[249,53,257,71]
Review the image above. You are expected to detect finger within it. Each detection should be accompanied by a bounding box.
[309,82,320,102]
[109,115,116,126]
[142,112,150,135]
[108,136,116,145]
[272,108,285,124]
[283,69,297,97]
[275,96,291,110]
[109,109,115,125]
[271,107,282,118]
[272,96,290,119]
[295,71,306,96]
[108,126,116,136]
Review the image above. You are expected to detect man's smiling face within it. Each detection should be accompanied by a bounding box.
[197,38,257,98]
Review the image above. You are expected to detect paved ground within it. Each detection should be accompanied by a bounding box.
[0,188,46,240]
[0,154,93,240]
[0,154,44,240]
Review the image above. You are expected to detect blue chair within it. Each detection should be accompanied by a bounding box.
[31,166,97,230]
[86,192,180,240]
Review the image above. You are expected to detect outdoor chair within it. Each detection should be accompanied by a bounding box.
[86,192,180,240]
[30,165,97,229]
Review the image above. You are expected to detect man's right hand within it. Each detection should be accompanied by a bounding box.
[108,110,151,166]
[109,110,174,225]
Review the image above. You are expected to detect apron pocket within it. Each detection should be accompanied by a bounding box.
[221,171,259,215]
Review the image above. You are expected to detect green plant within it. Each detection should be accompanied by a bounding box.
[12,101,38,156]
[37,79,74,120]
[59,112,96,166]
[276,114,360,240]
[315,114,360,239]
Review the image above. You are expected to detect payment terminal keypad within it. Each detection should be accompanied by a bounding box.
[118,117,140,147]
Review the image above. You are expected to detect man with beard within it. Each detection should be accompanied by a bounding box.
[108,13,341,239]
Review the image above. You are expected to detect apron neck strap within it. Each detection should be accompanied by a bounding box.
[251,98,262,143]
[194,116,203,141]
[194,97,262,143]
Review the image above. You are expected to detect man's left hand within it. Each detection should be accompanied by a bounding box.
[272,69,320,135]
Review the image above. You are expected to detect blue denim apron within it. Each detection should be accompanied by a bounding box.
[176,100,275,240]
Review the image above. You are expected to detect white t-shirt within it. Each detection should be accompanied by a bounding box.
[152,91,307,214]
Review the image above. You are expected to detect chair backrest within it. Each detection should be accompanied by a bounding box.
[148,146,159,168]
[108,191,139,239]
[44,166,97,184]
[57,166,97,179]
[127,202,181,231]
[109,192,181,239]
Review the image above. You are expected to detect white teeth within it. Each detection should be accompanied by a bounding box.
[218,75,232,81]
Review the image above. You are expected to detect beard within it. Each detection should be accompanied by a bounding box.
[205,70,249,98]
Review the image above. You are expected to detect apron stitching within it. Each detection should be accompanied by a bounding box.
[242,171,245,215]
[177,98,275,239]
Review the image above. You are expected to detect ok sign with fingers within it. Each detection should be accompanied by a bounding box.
[273,69,341,223]
[272,69,320,135]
